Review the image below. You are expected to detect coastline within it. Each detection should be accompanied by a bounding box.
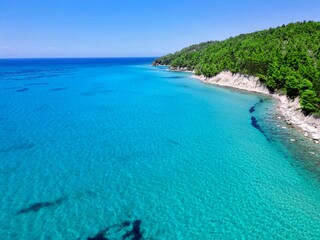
[168,66,320,143]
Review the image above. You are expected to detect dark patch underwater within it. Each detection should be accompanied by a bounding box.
[249,106,255,113]
[168,139,180,145]
[51,87,68,91]
[251,116,261,130]
[87,220,143,240]
[0,142,35,153]
[166,76,184,79]
[25,82,49,86]
[17,197,67,215]
[17,88,28,92]
[250,116,271,142]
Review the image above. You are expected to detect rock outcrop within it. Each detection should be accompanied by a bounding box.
[195,71,269,94]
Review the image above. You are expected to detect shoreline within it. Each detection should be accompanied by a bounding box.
[168,66,320,143]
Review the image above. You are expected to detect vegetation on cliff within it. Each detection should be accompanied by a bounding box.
[153,21,320,114]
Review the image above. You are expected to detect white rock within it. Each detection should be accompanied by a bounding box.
[311,134,320,140]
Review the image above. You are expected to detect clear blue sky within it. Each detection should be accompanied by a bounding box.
[1,0,320,58]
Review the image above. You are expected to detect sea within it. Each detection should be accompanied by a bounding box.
[0,58,320,239]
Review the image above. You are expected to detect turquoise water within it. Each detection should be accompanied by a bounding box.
[0,58,320,239]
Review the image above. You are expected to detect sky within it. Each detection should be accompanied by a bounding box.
[1,0,320,58]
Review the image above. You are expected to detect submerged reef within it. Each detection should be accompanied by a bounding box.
[251,116,261,131]
[251,116,271,142]
[51,87,68,91]
[249,106,255,113]
[87,220,143,240]
[249,98,264,113]
[17,88,28,92]
[122,220,143,240]
[17,197,67,214]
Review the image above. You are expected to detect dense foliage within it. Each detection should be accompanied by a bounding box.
[154,21,320,114]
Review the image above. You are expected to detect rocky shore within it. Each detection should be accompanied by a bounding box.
[168,67,320,143]
[194,71,320,143]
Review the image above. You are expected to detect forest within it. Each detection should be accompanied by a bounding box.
[153,21,320,114]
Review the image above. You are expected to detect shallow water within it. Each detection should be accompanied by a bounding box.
[0,58,320,239]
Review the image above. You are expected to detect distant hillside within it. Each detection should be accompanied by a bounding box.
[154,21,320,114]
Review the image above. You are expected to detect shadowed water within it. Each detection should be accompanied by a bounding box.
[17,197,67,215]
[17,88,28,92]
[87,220,143,240]
[0,58,320,239]
[51,87,68,91]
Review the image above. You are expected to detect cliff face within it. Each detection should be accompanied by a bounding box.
[195,71,269,95]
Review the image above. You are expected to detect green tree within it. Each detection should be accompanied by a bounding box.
[300,90,320,113]
[285,75,300,98]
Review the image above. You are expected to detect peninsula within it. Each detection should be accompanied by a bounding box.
[153,21,320,142]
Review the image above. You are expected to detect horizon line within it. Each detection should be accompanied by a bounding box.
[0,56,160,60]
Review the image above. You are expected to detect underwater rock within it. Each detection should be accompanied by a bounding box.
[167,139,180,145]
[249,98,265,113]
[17,197,66,214]
[87,220,143,240]
[25,83,49,86]
[122,221,131,227]
[51,87,68,91]
[249,106,255,113]
[251,116,261,131]
[162,76,183,79]
[17,88,28,92]
[250,116,271,142]
[122,220,143,240]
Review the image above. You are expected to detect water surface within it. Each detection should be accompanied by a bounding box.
[0,58,320,239]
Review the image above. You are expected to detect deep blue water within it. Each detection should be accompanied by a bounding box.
[0,58,320,239]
